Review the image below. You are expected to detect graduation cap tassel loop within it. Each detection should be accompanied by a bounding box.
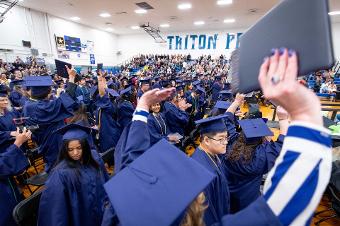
[127,166,158,184]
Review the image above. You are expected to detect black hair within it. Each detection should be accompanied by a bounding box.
[30,87,51,100]
[199,131,219,142]
[57,138,99,171]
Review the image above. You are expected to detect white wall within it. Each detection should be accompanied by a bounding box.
[0,6,118,66]
[117,23,340,65]
[116,29,244,64]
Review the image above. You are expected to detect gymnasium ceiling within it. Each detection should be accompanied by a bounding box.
[18,0,340,35]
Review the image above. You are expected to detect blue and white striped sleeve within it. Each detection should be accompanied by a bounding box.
[263,121,332,226]
[132,107,149,123]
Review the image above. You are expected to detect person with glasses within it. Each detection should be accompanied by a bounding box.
[191,115,231,226]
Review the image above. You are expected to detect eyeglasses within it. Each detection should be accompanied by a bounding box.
[207,136,229,145]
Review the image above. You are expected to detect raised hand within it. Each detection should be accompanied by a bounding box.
[138,88,176,111]
[65,65,77,83]
[14,127,32,148]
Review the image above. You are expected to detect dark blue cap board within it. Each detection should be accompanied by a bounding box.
[195,115,229,135]
[176,85,184,91]
[103,139,215,226]
[120,86,132,96]
[55,59,72,78]
[192,81,201,86]
[195,86,205,94]
[238,118,274,143]
[10,79,24,86]
[56,123,92,141]
[140,78,150,84]
[214,101,231,110]
[77,95,84,102]
[0,85,8,97]
[24,76,53,87]
[107,80,114,87]
[106,88,119,97]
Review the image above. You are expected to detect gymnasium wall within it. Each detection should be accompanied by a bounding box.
[0,5,340,67]
[0,6,118,66]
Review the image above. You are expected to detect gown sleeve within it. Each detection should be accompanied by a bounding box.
[0,144,29,178]
[38,171,70,226]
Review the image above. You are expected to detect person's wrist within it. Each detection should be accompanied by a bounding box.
[14,140,23,148]
[137,100,150,112]
[291,113,323,126]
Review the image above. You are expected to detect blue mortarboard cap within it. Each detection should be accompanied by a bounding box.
[0,85,9,97]
[106,88,119,97]
[10,79,24,86]
[77,96,84,102]
[176,79,183,84]
[24,76,53,87]
[107,80,114,87]
[56,123,92,141]
[214,101,231,110]
[219,90,233,99]
[55,59,72,78]
[176,85,184,91]
[195,115,229,134]
[104,139,215,226]
[120,86,132,96]
[140,78,150,84]
[215,76,221,80]
[195,86,205,94]
[192,81,201,86]
[238,118,274,144]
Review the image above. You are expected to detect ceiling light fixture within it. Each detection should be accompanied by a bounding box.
[70,17,80,21]
[194,21,205,26]
[135,9,147,14]
[160,24,170,28]
[329,11,340,16]
[131,25,140,30]
[106,28,113,32]
[223,18,235,23]
[178,3,192,10]
[100,13,111,18]
[217,0,233,6]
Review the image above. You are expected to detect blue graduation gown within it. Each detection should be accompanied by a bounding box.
[224,135,284,213]
[0,111,18,153]
[0,144,29,226]
[114,120,151,173]
[163,101,189,136]
[147,113,170,145]
[75,86,91,105]
[38,150,108,226]
[117,101,134,129]
[191,148,230,226]
[136,89,144,99]
[215,196,282,226]
[23,90,78,172]
[211,82,223,102]
[95,94,121,153]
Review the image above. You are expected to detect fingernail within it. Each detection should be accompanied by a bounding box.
[263,57,269,62]
[279,47,285,55]
[288,49,295,57]
[270,48,276,56]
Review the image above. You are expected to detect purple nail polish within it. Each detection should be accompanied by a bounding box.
[271,49,276,56]
[279,48,285,55]
[288,49,295,57]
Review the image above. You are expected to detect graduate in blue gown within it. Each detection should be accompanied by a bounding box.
[147,102,181,145]
[0,129,31,226]
[117,86,135,130]
[95,75,121,152]
[23,68,79,172]
[163,93,190,136]
[224,109,288,213]
[38,124,109,226]
[191,115,231,226]
[211,76,223,102]
[0,85,21,153]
